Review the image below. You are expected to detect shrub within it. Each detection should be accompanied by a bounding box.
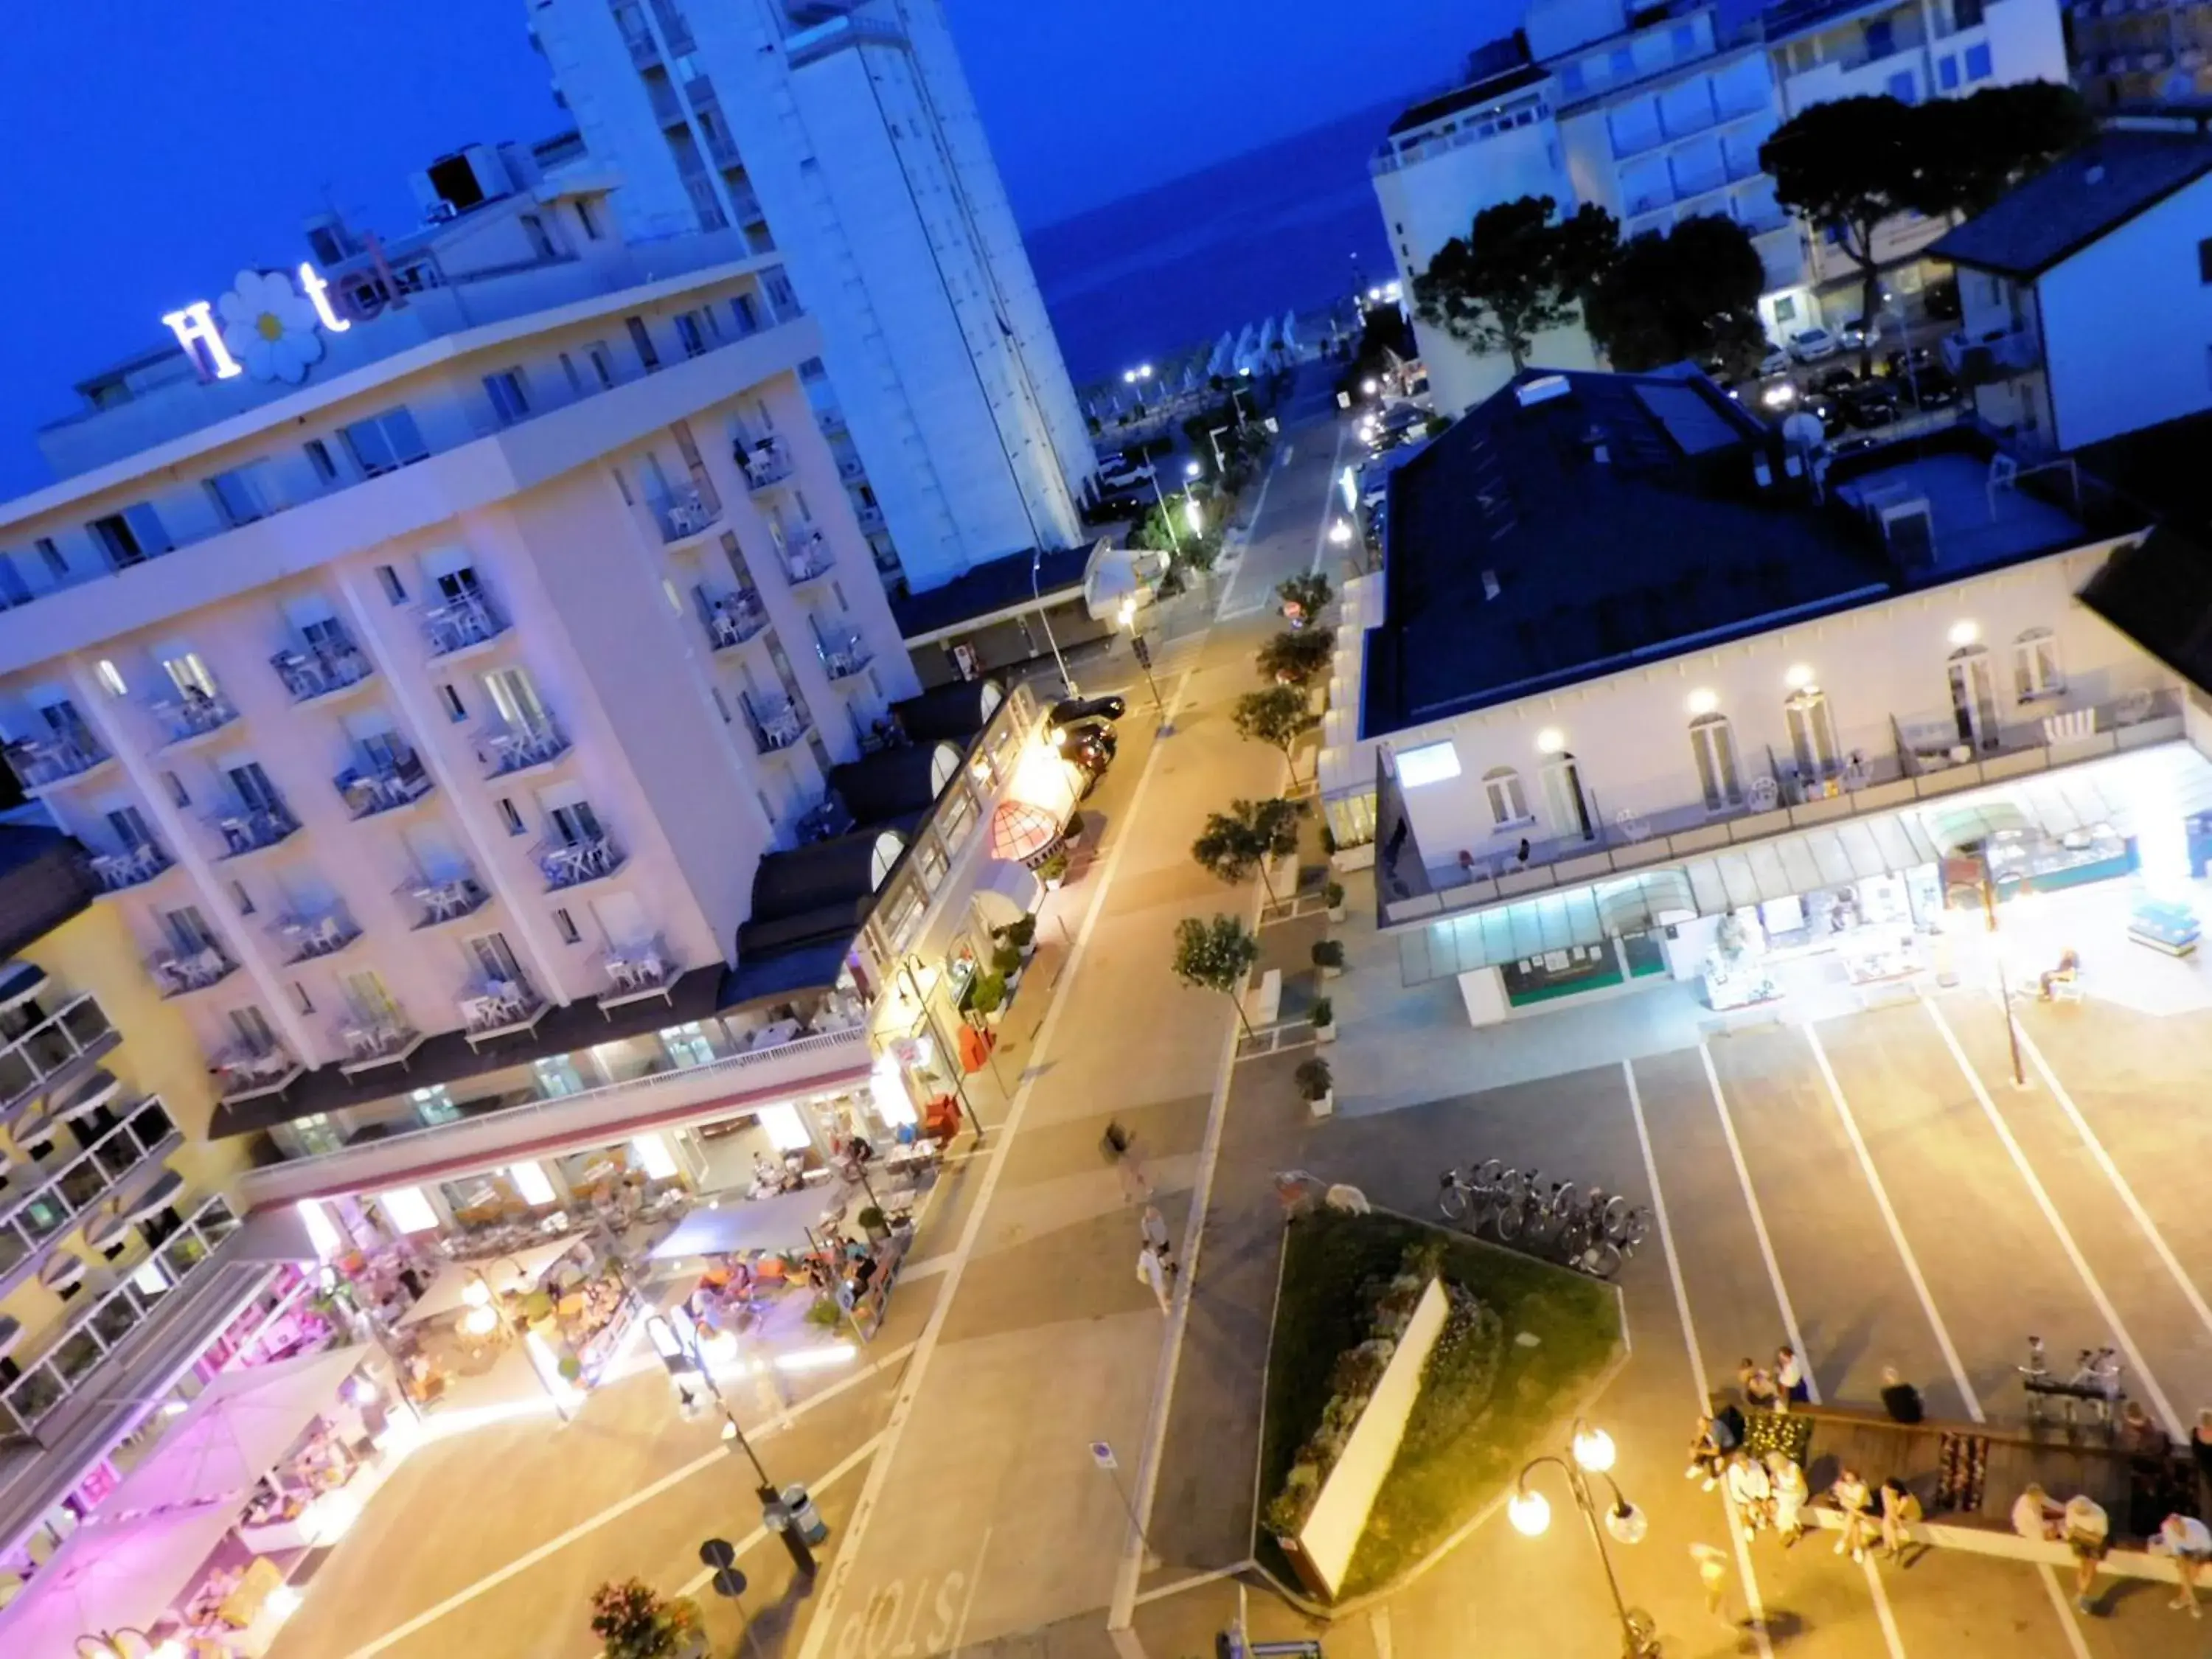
[1324,880,1346,908]
[1311,996,1334,1029]
[1001,915,1037,949]
[971,973,1006,1015]
[1312,939,1345,970]
[992,942,1023,976]
[588,1580,701,1659]
[857,1206,886,1231]
[1036,849,1071,883]
[1295,1057,1333,1100]
[1319,824,1338,855]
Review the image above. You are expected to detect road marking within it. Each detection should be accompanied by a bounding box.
[1804,1022,1981,1419]
[674,1430,886,1596]
[1698,1040,1819,1404]
[1925,998,2183,1440]
[1624,1060,1775,1659]
[1859,1557,1910,1658]
[1368,1604,1394,1659]
[795,658,1205,1659]
[1130,1560,1256,1607]
[1215,450,1285,623]
[2015,1021,2212,1346]
[1305,422,1351,580]
[2036,1561,2098,1659]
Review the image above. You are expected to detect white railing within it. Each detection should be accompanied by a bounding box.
[460,978,544,1036]
[276,910,359,961]
[213,1043,299,1101]
[150,692,241,745]
[91,841,172,893]
[785,532,834,582]
[397,873,490,928]
[147,947,235,997]
[272,640,375,702]
[208,802,299,857]
[535,833,624,890]
[6,732,109,792]
[420,590,507,656]
[740,438,794,490]
[479,718,571,778]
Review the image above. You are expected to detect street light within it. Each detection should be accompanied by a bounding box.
[1328,519,1352,547]
[1507,1419,1658,1658]
[1030,548,1076,698]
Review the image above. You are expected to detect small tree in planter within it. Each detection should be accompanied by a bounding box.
[1256,627,1335,689]
[1324,880,1346,922]
[972,973,1007,1026]
[1036,849,1071,890]
[589,1579,703,1659]
[1171,914,1262,1038]
[991,940,1023,979]
[1234,686,1320,779]
[1278,572,1333,630]
[1062,810,1088,847]
[1000,914,1038,961]
[1296,1056,1335,1118]
[1312,939,1346,979]
[1312,995,1336,1045]
[1190,796,1302,903]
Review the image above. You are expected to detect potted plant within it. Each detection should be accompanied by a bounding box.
[1037,849,1071,890]
[1324,880,1346,923]
[972,973,1007,1026]
[1312,939,1345,980]
[1062,810,1088,847]
[589,1579,704,1659]
[857,1205,890,1242]
[1296,1057,1335,1119]
[992,941,1023,980]
[1003,914,1038,962]
[1312,996,1336,1046]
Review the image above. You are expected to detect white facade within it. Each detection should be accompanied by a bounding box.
[0,223,916,1105]
[526,0,1095,591]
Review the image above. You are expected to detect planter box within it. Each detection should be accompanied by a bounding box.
[1318,963,1343,980]
[1307,1088,1334,1118]
[1326,904,1346,922]
[1315,1022,1338,1045]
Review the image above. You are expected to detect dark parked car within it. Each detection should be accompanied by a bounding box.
[1050,694,1127,728]
[1826,434,1883,458]
[1059,723,1114,796]
[1882,349,1956,408]
[1924,277,1961,321]
[1798,389,1843,430]
[1812,366,1860,394]
[1836,380,1902,430]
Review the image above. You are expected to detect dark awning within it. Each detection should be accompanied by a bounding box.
[830,743,959,824]
[890,678,1004,744]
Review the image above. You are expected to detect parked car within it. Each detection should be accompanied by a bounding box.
[1788,327,1839,362]
[1840,316,1883,351]
[1826,434,1883,458]
[1812,366,1860,394]
[1798,388,1843,429]
[1059,723,1115,795]
[1050,694,1127,728]
[1758,342,1791,377]
[1924,277,1962,321]
[1882,348,1957,408]
[1098,460,1155,490]
[1835,379,1902,429]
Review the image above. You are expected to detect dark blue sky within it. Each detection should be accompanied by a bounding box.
[0,0,1489,494]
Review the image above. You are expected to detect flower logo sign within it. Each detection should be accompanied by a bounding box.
[161,262,352,385]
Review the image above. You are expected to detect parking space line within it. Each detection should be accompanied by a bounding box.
[2035,1561,2098,1659]
[1624,1060,1776,1659]
[1860,1557,1910,1659]
[1698,1040,1819,1405]
[1804,1023,1982,1421]
[1925,1000,2184,1441]
[2016,1022,2212,1346]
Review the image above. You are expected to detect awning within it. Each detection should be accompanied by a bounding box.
[1683,815,1940,912]
[0,1506,242,1658]
[1924,801,2037,858]
[649,1182,863,1261]
[14,1068,122,1140]
[1594,870,1695,935]
[396,1239,584,1329]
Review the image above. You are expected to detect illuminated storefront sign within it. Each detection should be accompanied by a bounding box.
[161,262,350,385]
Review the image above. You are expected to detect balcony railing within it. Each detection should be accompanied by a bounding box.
[654,487,723,543]
[90,841,173,894]
[601,935,679,1008]
[335,754,434,818]
[535,833,625,891]
[334,1017,423,1073]
[854,503,886,534]
[706,128,742,167]
[420,590,509,657]
[459,977,547,1043]
[272,639,375,703]
[275,908,361,963]
[0,1099,178,1293]
[0,992,115,1118]
[212,1043,302,1103]
[1941,324,2042,381]
[208,802,300,859]
[785,532,834,584]
[147,946,237,998]
[738,438,795,491]
[478,718,571,779]
[150,691,241,747]
[6,731,112,794]
[745,695,808,754]
[700,585,770,650]
[397,872,492,928]
[818,633,873,681]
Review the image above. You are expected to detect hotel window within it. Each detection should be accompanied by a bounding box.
[729,293,760,335]
[588,341,616,388]
[553,908,580,945]
[35,538,66,578]
[560,352,584,394]
[663,1023,716,1068]
[161,770,189,807]
[1784,686,1840,775]
[376,564,407,604]
[439,684,467,721]
[535,1056,585,1096]
[411,1085,461,1126]
[2012,628,2064,700]
[304,439,340,484]
[229,1006,281,1054]
[88,505,171,571]
[674,312,706,358]
[577,198,605,240]
[626,316,661,372]
[1482,765,1531,827]
[1964,41,1992,79]
[204,465,271,527]
[483,369,532,425]
[498,798,526,835]
[1396,741,1461,788]
[291,1113,343,1156]
[1690,714,1742,810]
[1541,754,1595,842]
[340,407,429,476]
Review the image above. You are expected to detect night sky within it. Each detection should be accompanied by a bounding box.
[0,0,1494,493]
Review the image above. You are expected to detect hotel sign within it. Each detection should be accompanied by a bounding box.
[161,263,351,386]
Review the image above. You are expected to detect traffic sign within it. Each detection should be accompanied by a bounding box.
[1131,636,1152,669]
[712,1567,749,1601]
[698,1537,737,1570]
[1090,1440,1116,1471]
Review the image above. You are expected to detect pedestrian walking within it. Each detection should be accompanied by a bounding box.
[1769,1454,1809,1548]
[2155,1512,2211,1616]
[1776,1344,1810,1405]
[1878,1478,1922,1561]
[1724,1453,1773,1542]
[1102,1119,1152,1203]
[1880,1365,1924,1425]
[1135,1242,1172,1314]
[1140,1205,1177,1276]
[1832,1467,1875,1562]
[1690,1543,1734,1627]
[2064,1492,2110,1613]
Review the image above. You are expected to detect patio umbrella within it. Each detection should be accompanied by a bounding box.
[987,799,1063,870]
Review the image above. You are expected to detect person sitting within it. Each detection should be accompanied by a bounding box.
[1685,1416,1726,1489]
[2012,1482,2062,1543]
[1725,1452,1773,1540]
[1879,1478,1922,1559]
[1832,1468,1875,1562]
[1739,1358,1781,1409]
[1710,1396,1747,1454]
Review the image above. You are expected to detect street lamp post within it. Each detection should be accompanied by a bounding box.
[1030,548,1076,698]
[1506,1422,1658,1658]
[1147,467,1183,552]
[1117,598,1164,713]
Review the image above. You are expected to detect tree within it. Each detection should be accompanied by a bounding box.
[1256,627,1335,688]
[1584,215,1768,379]
[1760,97,1922,373]
[1276,572,1332,627]
[1233,686,1318,776]
[1413,195,1619,372]
[1910,82,2090,221]
[1171,914,1262,1037]
[1190,796,1304,902]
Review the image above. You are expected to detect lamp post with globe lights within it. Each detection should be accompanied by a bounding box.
[1506,1421,1658,1658]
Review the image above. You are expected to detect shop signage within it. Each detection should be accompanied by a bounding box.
[161,263,351,386]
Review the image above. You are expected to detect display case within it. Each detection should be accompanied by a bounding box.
[2128,899,2200,957]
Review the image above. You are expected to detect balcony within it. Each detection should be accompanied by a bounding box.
[745,693,809,754]
[459,976,548,1046]
[699,585,770,650]
[146,945,238,999]
[785,531,835,585]
[397,872,493,929]
[213,1043,302,1103]
[272,637,375,704]
[274,908,361,964]
[1941,323,2042,382]
[623,24,659,63]
[854,502,886,535]
[6,731,114,795]
[420,590,509,658]
[535,832,626,891]
[0,1100,180,1297]
[818,631,873,681]
[89,841,173,896]
[150,690,242,748]
[334,1016,426,1076]
[738,437,795,491]
[0,992,117,1120]
[706,128,742,168]
[478,718,572,779]
[835,454,866,482]
[207,801,300,860]
[599,935,683,1012]
[335,751,434,819]
[653,487,723,546]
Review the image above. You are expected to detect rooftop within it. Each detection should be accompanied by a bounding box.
[2079,527,2212,697]
[1388,60,1549,138]
[1928,131,2212,279]
[0,827,94,959]
[1361,369,2126,736]
[889,543,1093,644]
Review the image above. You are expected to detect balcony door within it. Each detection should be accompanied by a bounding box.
[229,1006,279,1055]
[548,800,602,846]
[484,667,548,731]
[1541,754,1596,843]
[226,759,282,814]
[161,652,218,700]
[435,566,485,605]
[106,804,157,851]
[162,905,218,956]
[1948,647,2001,751]
[344,970,399,1026]
[1784,689,1840,777]
[465,932,524,987]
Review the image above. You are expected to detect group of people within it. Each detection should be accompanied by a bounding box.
[1685,1409,1921,1565]
[2014,1483,2211,1616]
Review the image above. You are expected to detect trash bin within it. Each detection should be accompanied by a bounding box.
[781,1483,829,1544]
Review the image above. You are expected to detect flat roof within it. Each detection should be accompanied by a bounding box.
[1362,369,2127,735]
[890,543,1091,642]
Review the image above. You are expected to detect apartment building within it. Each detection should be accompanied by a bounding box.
[524,0,1096,593]
[2063,0,2212,108]
[1318,367,2207,1023]
[1374,0,2069,408]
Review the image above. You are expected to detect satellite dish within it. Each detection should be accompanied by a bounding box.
[1781,411,1826,450]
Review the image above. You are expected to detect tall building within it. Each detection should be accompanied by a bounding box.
[2062,0,2212,110]
[525,0,1097,592]
[1373,0,2070,410]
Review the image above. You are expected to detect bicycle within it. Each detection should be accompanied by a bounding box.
[1498,1178,1576,1244]
[1438,1159,1505,1226]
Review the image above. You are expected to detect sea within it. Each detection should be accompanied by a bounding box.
[1023,95,1411,394]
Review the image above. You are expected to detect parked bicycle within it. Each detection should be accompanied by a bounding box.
[1436,1159,1506,1227]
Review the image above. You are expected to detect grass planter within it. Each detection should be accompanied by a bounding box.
[1256,1209,1621,1601]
